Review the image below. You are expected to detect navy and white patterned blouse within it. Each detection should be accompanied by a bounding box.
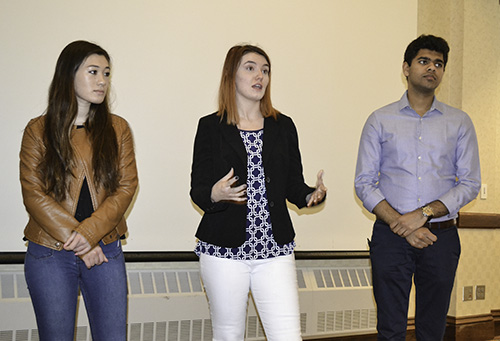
[195,129,295,260]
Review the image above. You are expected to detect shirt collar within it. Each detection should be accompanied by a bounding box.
[398,91,445,117]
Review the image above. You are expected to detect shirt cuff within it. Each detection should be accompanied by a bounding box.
[364,189,386,213]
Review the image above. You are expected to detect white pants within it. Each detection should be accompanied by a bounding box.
[199,253,302,341]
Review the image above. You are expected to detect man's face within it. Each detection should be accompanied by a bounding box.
[403,49,445,94]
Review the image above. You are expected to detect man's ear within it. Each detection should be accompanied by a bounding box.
[402,61,410,77]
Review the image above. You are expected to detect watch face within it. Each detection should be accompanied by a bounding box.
[423,206,433,217]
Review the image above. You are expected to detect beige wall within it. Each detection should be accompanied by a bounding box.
[418,0,500,318]
[0,0,418,253]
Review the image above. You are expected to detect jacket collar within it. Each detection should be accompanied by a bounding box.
[219,115,280,166]
[220,121,247,164]
[262,116,279,166]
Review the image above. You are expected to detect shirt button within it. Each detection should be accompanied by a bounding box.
[269,201,274,207]
[418,177,422,181]
[418,156,422,160]
[419,136,422,140]
[266,177,271,183]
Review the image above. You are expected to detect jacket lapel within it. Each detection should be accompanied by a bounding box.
[220,122,247,164]
[262,116,279,166]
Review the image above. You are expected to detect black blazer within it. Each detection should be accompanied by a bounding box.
[190,112,316,248]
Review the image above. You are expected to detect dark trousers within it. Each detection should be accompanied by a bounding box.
[369,220,460,341]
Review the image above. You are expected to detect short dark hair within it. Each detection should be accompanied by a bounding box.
[404,35,450,68]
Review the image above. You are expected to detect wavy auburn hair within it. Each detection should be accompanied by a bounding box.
[217,44,279,125]
[40,40,119,201]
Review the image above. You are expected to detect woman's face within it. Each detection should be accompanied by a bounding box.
[74,54,110,108]
[234,52,270,104]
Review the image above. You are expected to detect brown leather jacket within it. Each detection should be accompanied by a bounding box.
[20,114,138,251]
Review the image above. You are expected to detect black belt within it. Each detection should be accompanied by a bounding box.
[424,219,456,230]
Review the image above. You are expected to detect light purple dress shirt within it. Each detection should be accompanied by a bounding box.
[355,92,481,222]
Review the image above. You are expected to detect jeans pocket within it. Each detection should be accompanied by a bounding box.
[100,240,123,260]
[26,242,54,259]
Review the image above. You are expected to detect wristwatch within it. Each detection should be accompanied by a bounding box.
[421,205,434,222]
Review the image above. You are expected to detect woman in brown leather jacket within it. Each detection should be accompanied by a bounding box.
[19,41,138,341]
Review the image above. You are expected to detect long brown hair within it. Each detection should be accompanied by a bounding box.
[218,44,279,125]
[40,40,119,201]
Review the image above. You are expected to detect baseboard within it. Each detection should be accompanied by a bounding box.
[304,334,377,341]
[307,311,500,341]
[493,310,500,337]
[444,313,495,341]
[458,212,500,229]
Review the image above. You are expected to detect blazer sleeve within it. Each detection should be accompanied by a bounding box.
[283,116,316,208]
[190,115,229,213]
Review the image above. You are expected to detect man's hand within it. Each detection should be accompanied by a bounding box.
[405,228,437,249]
[390,208,427,237]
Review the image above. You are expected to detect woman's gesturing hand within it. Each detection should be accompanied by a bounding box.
[211,168,247,203]
[307,169,327,207]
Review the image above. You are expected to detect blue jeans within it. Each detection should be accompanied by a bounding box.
[369,220,460,341]
[24,240,127,341]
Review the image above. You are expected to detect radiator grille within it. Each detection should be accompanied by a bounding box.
[313,268,372,288]
[0,274,30,300]
[127,270,204,295]
[317,309,376,333]
[0,262,375,340]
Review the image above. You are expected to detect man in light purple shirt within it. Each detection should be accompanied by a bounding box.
[355,35,480,340]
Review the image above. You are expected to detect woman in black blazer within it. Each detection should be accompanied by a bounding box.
[190,44,326,341]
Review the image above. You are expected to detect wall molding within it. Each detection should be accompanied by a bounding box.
[307,310,500,340]
[4,211,497,263]
[493,310,500,337]
[0,250,370,265]
[444,313,496,341]
[458,212,500,229]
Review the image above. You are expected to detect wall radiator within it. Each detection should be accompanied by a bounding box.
[0,259,376,340]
